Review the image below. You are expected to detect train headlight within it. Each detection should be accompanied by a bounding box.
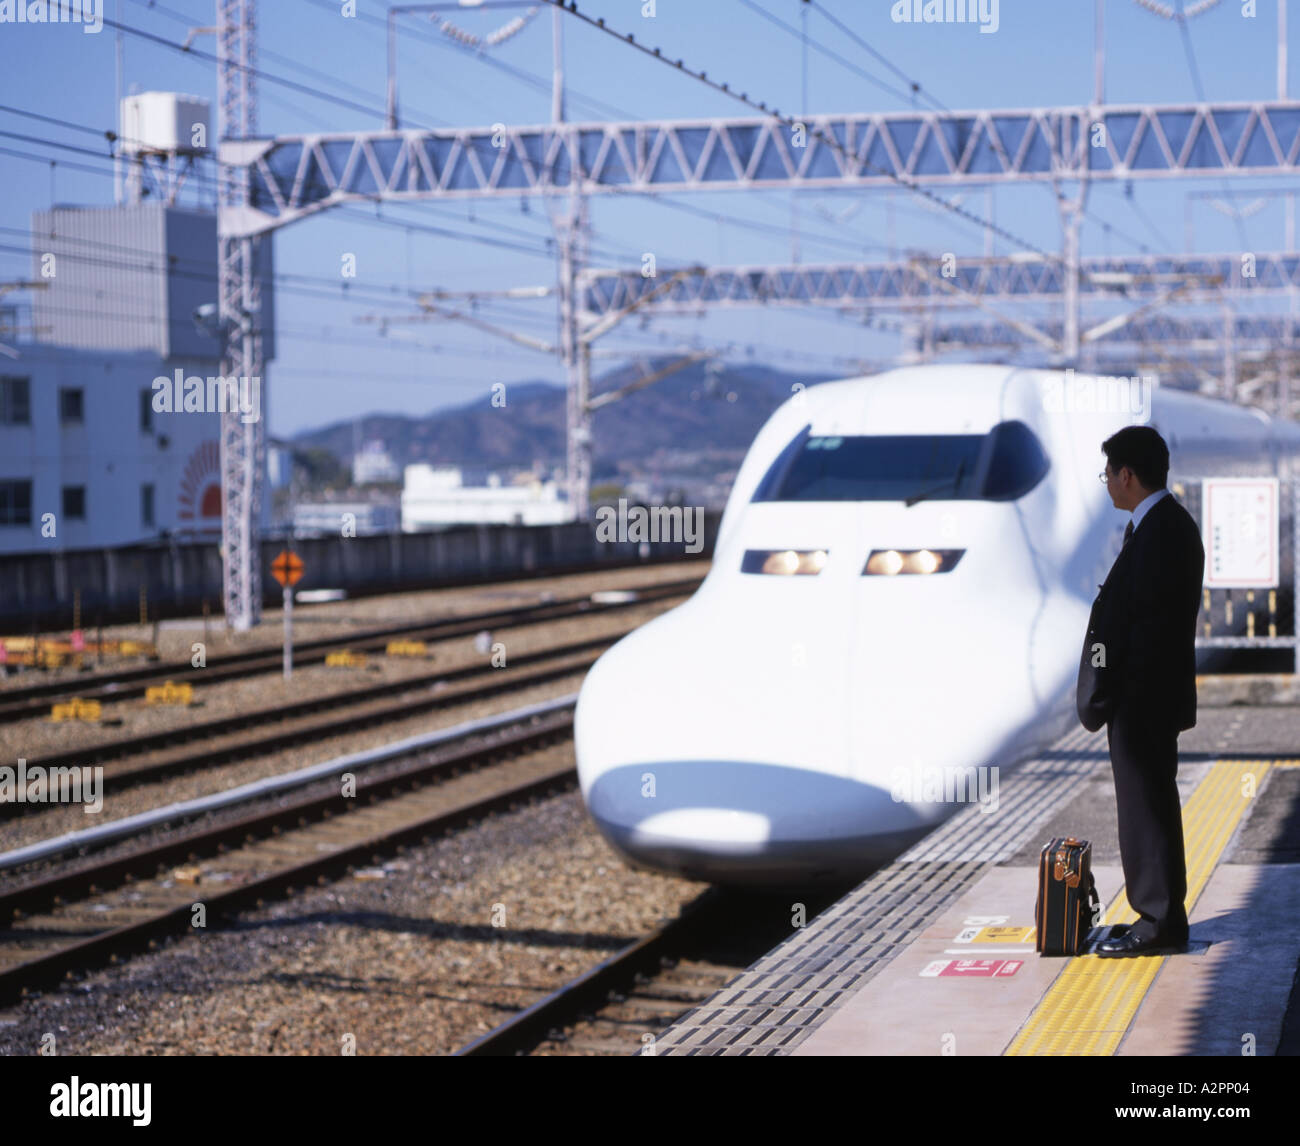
[742,548,829,575]
[863,548,964,575]
[912,549,940,574]
[870,549,904,576]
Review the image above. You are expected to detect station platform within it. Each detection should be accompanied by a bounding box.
[656,680,1300,1056]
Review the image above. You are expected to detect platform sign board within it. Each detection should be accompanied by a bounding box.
[1203,478,1279,588]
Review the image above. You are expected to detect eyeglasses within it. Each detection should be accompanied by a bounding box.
[1099,470,1110,484]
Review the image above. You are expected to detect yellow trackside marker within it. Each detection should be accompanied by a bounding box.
[385,640,429,658]
[1005,759,1282,1057]
[326,650,368,668]
[145,680,194,706]
[50,698,102,722]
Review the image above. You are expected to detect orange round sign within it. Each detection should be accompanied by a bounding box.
[271,550,305,587]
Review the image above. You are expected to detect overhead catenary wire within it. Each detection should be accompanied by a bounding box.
[17,5,1226,388]
[296,0,640,124]
[735,0,931,110]
[1129,0,1249,251]
[537,0,1060,264]
[101,0,1055,269]
[0,102,948,282]
[807,1,951,113]
[96,12,444,128]
[0,237,868,373]
[67,7,966,271]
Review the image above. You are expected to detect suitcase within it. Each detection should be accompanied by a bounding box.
[1034,836,1101,956]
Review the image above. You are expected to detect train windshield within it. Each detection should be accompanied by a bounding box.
[751,421,1049,502]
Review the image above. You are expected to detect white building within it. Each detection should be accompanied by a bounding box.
[352,439,400,485]
[401,464,572,530]
[0,196,274,555]
[0,344,223,553]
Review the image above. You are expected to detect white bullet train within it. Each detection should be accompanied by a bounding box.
[575,363,1300,887]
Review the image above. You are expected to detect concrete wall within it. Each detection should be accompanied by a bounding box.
[0,516,720,629]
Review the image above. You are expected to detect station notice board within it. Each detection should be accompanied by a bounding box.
[1202,477,1279,589]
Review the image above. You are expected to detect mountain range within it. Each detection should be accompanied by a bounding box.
[290,358,840,484]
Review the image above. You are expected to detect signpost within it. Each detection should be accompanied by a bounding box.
[1203,477,1279,588]
[271,550,305,680]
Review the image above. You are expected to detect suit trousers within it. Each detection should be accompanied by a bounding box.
[1105,700,1190,942]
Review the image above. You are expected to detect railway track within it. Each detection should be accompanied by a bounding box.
[3,634,617,810]
[0,702,580,1007]
[456,885,849,1057]
[0,575,703,724]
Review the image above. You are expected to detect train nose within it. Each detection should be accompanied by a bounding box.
[573,574,1042,885]
[579,756,937,884]
[574,614,944,884]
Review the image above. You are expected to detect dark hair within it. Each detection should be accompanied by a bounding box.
[1102,425,1169,491]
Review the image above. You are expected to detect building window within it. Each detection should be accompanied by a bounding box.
[140,388,154,433]
[62,485,86,520]
[0,480,32,526]
[142,483,155,527]
[59,387,85,425]
[0,376,30,425]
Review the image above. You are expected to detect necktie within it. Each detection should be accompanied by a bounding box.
[1122,520,1134,548]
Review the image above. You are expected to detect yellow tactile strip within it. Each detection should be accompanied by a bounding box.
[1005,758,1287,1056]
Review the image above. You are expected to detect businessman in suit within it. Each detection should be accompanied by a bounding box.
[1083,425,1205,957]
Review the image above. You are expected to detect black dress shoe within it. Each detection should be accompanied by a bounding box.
[1095,931,1187,957]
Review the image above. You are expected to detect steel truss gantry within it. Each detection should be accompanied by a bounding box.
[216,0,265,631]
[220,101,1300,238]
[577,252,1300,315]
[215,6,1300,624]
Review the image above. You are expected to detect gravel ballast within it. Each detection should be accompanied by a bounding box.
[0,790,706,1056]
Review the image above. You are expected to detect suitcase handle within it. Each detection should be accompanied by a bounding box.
[1054,847,1082,887]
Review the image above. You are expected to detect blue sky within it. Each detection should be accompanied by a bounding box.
[1,0,1295,435]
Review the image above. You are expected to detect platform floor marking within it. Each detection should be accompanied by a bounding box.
[1004,758,1283,1057]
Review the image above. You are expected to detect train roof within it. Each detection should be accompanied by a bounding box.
[794,364,1300,444]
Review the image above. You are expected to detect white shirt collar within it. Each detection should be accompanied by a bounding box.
[1131,486,1170,533]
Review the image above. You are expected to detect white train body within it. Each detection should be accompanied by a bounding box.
[575,364,1300,886]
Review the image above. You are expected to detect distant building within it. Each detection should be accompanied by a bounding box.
[0,199,275,555]
[352,439,400,485]
[402,464,571,529]
[292,498,400,537]
[267,442,293,490]
[30,201,274,360]
[0,344,224,553]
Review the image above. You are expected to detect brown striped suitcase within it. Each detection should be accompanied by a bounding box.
[1034,836,1101,956]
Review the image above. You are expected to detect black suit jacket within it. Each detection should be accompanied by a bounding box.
[1079,492,1206,733]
